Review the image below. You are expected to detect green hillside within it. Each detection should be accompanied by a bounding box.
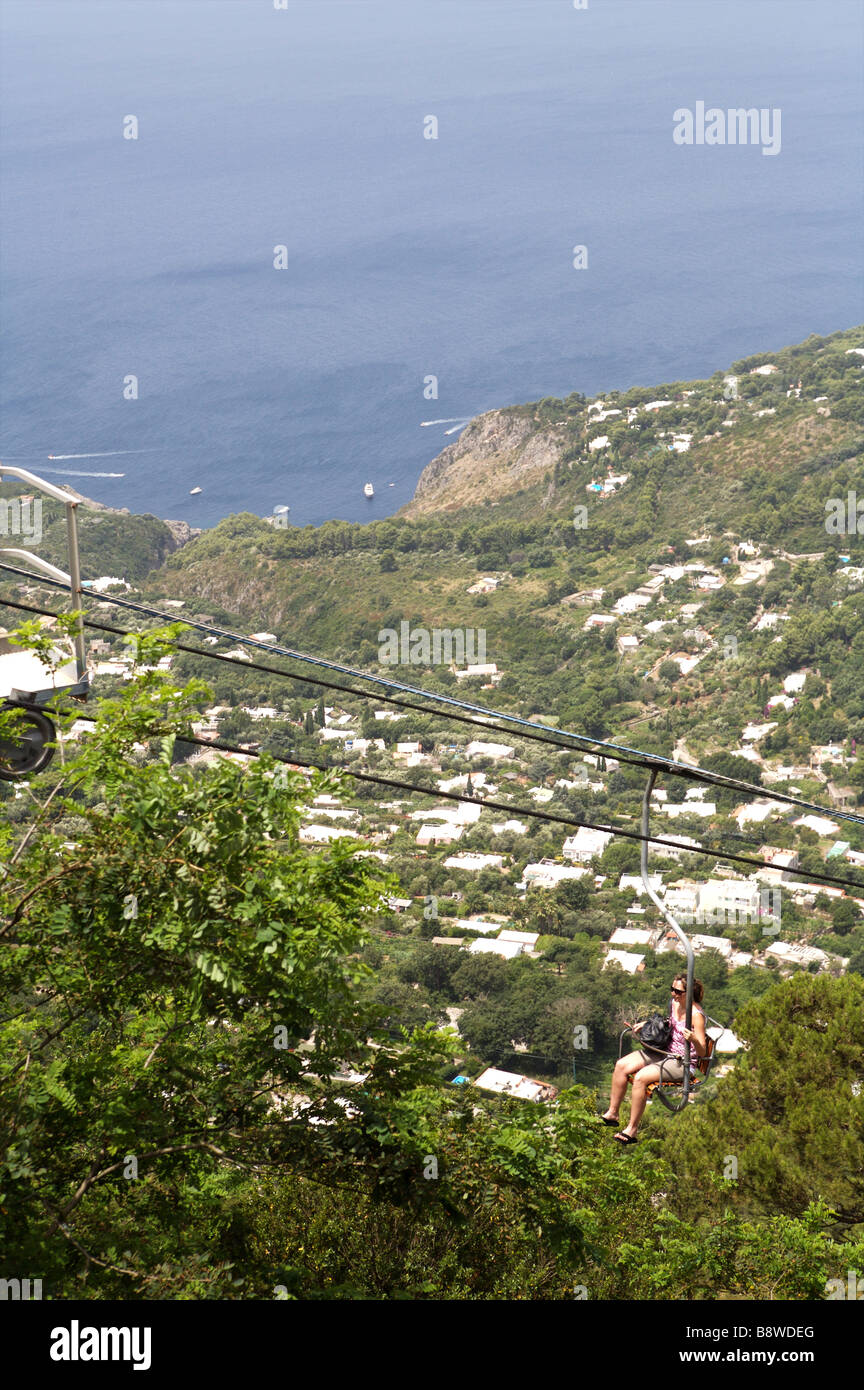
[2,326,864,1302]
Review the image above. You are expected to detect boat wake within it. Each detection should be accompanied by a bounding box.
[46,449,154,460]
[39,468,126,478]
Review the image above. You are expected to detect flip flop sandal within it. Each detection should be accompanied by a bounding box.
[613,1131,639,1144]
[600,1117,620,1126]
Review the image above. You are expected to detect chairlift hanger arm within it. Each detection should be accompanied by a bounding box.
[640,768,693,1110]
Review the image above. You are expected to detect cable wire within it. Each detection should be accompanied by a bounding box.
[2,560,863,830]
[49,712,864,894]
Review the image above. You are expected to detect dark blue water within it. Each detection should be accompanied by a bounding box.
[1,0,862,529]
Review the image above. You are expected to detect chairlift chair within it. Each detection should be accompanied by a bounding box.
[617,767,725,1114]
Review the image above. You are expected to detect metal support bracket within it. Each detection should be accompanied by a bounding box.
[640,768,693,1110]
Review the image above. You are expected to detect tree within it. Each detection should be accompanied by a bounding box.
[663,974,864,1230]
[831,899,859,937]
[555,877,590,912]
[0,629,445,1297]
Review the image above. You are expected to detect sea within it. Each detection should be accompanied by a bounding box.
[1,0,862,530]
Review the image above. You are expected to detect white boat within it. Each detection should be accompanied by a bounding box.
[189,486,202,496]
[363,482,374,498]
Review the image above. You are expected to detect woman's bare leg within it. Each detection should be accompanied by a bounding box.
[619,1064,661,1136]
[603,1052,645,1122]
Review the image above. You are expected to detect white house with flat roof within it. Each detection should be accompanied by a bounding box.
[416,823,463,846]
[468,937,524,960]
[793,814,840,837]
[465,740,514,760]
[618,873,663,896]
[563,827,613,862]
[491,819,528,835]
[499,929,540,948]
[473,1068,557,1102]
[520,862,590,890]
[603,950,645,974]
[609,927,656,947]
[299,825,358,844]
[458,918,507,935]
[444,852,505,872]
[765,941,834,970]
[783,672,807,694]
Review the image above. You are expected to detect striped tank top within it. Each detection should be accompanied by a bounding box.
[668,1003,704,1076]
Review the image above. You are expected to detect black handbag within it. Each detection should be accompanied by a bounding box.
[639,1013,673,1051]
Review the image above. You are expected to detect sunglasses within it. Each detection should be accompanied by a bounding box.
[671,987,685,995]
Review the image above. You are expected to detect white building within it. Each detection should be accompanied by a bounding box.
[765,941,831,970]
[614,592,653,614]
[444,852,505,872]
[473,1068,557,1103]
[603,950,645,974]
[783,672,807,694]
[499,929,540,948]
[466,577,501,594]
[735,801,776,829]
[528,786,554,803]
[651,834,701,860]
[416,823,464,846]
[697,879,761,922]
[299,825,358,844]
[521,862,590,890]
[454,663,501,682]
[662,884,700,917]
[458,918,505,935]
[689,934,734,959]
[563,827,613,862]
[742,722,778,742]
[618,873,663,897]
[609,927,656,947]
[755,847,799,883]
[793,814,840,837]
[464,740,515,760]
[468,937,524,960]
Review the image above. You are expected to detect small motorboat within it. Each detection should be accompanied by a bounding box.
[363,482,374,498]
[189,487,202,496]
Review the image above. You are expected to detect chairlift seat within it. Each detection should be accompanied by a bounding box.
[621,1018,723,1099]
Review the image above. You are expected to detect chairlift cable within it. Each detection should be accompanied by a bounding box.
[2,562,863,831]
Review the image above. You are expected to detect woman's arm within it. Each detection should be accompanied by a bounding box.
[684,1012,708,1057]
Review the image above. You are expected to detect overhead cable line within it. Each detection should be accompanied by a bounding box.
[1,593,820,866]
[2,561,864,830]
[52,714,864,894]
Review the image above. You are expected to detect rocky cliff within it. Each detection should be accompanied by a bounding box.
[402,409,565,516]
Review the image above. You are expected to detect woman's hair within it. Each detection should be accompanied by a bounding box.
[673,975,704,1004]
